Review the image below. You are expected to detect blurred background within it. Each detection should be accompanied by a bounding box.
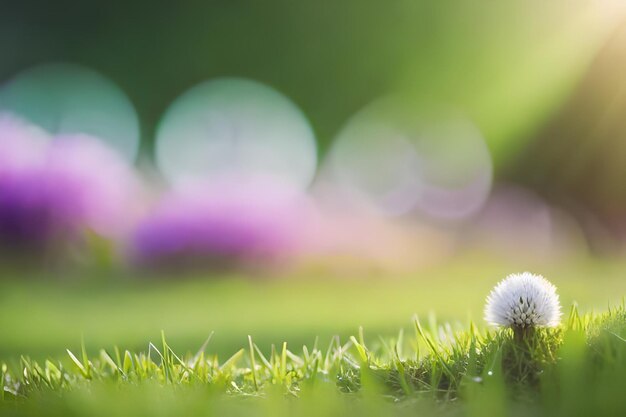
[1,0,626,362]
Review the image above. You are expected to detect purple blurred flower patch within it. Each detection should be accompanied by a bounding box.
[132,180,311,270]
[0,171,59,248]
[0,113,138,257]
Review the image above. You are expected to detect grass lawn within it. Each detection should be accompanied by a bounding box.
[1,254,625,362]
[1,254,625,416]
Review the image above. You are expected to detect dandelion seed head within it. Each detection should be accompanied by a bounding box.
[484,272,562,328]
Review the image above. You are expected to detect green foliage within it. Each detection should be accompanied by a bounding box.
[1,305,625,416]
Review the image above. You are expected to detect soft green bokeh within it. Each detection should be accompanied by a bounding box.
[1,1,622,166]
[2,255,625,362]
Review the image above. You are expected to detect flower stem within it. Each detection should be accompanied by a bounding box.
[513,326,535,343]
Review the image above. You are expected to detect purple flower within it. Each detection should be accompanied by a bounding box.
[0,113,139,255]
[0,114,48,172]
[0,171,60,249]
[132,179,312,269]
[44,134,140,237]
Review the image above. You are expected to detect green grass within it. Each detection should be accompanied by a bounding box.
[1,254,625,361]
[1,255,625,416]
[2,304,625,416]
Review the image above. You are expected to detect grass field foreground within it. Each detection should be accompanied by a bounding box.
[2,255,626,362]
[1,303,625,417]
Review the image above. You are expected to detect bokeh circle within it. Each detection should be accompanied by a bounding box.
[0,62,140,162]
[155,78,318,190]
[327,98,493,219]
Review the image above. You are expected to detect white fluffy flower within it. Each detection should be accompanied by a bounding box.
[484,272,562,328]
